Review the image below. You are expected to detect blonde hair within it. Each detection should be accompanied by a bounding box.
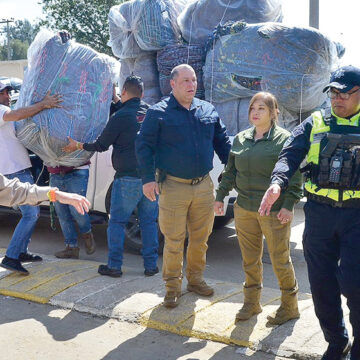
[248,92,280,126]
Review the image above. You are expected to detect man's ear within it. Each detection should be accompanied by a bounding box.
[170,79,175,90]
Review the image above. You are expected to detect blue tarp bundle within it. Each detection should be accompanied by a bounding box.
[203,22,343,112]
[178,0,283,45]
[15,30,118,167]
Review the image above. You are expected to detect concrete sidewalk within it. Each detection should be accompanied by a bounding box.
[0,247,351,359]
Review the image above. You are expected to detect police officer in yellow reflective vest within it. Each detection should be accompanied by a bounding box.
[259,66,360,360]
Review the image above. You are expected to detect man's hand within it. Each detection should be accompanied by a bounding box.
[40,91,62,109]
[143,182,159,201]
[55,190,91,215]
[277,208,293,225]
[258,184,281,216]
[214,201,224,215]
[62,136,80,153]
[113,84,121,103]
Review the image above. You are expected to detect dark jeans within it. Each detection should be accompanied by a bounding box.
[5,169,40,259]
[49,169,91,246]
[303,200,360,358]
[107,176,159,271]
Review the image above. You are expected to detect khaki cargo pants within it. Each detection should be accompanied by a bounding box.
[233,203,297,290]
[159,175,215,292]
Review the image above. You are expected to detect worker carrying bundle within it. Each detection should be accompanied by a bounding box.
[15,29,119,167]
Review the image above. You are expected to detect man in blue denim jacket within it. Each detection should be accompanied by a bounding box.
[136,64,231,308]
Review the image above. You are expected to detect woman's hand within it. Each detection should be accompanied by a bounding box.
[214,201,224,215]
[277,208,293,225]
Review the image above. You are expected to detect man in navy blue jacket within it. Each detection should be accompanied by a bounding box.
[136,64,231,308]
[64,76,159,278]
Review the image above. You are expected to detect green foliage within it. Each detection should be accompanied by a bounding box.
[40,0,127,56]
[0,19,38,60]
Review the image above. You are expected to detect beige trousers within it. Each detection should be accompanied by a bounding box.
[159,176,215,291]
[233,203,297,290]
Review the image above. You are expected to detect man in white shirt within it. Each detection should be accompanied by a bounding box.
[0,80,61,274]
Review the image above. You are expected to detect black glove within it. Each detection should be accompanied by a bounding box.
[58,30,72,44]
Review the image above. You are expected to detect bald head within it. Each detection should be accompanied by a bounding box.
[170,64,197,109]
[170,64,196,81]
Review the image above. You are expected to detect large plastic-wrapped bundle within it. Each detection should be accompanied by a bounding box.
[108,2,146,59]
[135,0,188,51]
[157,44,205,99]
[109,0,187,58]
[15,30,118,167]
[204,22,343,112]
[119,54,162,105]
[178,0,283,45]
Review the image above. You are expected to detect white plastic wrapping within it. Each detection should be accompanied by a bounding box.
[178,0,283,45]
[109,0,187,59]
[119,54,162,105]
[15,30,119,167]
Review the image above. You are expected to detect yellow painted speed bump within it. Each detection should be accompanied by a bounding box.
[0,260,100,303]
[140,285,312,348]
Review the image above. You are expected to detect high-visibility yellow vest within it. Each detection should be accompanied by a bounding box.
[305,109,360,202]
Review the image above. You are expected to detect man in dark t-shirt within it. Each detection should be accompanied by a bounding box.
[63,76,159,277]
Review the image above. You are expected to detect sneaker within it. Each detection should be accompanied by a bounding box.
[98,264,122,278]
[144,267,159,277]
[80,232,96,255]
[54,246,80,259]
[187,280,214,296]
[19,252,43,262]
[321,340,351,360]
[163,291,181,308]
[0,256,29,275]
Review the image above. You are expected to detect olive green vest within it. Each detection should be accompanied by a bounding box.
[305,109,360,202]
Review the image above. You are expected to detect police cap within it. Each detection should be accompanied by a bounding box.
[323,65,360,93]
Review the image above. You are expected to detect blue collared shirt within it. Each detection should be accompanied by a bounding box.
[136,94,231,184]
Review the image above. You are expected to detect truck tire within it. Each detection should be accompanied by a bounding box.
[105,182,164,255]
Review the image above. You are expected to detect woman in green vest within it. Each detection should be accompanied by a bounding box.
[214,92,302,325]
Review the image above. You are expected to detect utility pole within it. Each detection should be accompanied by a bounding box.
[0,18,15,60]
[309,0,319,29]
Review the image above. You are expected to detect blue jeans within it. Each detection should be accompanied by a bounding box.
[108,176,159,271]
[6,169,40,259]
[303,200,360,358]
[50,169,91,246]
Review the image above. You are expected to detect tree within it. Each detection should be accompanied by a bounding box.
[0,20,37,60]
[40,0,127,56]
[9,20,37,44]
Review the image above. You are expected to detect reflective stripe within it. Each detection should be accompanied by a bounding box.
[305,110,360,202]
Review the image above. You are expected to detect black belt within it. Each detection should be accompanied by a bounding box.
[306,192,360,208]
[166,174,209,185]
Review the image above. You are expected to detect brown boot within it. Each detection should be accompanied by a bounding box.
[187,280,214,296]
[236,285,262,321]
[163,291,181,308]
[80,232,96,254]
[54,245,79,259]
[267,282,300,325]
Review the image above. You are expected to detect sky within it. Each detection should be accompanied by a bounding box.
[0,0,358,66]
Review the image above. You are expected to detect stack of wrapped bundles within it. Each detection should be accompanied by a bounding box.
[109,0,188,56]
[203,21,344,131]
[178,0,283,45]
[157,44,206,98]
[119,54,162,105]
[15,30,119,167]
[108,1,145,60]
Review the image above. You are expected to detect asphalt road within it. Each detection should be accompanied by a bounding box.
[0,207,310,294]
